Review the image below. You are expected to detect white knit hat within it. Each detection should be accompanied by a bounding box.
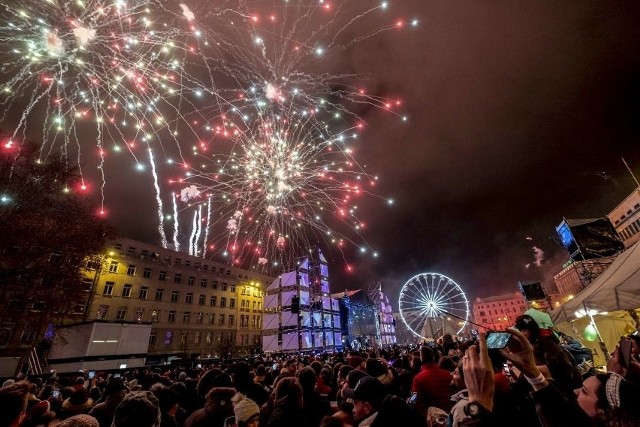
[232,394,259,423]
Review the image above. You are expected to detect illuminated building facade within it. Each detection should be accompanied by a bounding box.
[472,292,527,331]
[84,238,273,361]
[607,188,640,248]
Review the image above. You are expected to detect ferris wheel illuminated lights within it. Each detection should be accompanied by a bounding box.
[398,272,469,339]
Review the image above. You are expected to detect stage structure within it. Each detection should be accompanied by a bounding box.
[556,218,624,261]
[333,285,397,350]
[262,249,342,353]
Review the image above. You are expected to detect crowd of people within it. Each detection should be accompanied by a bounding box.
[1,314,640,427]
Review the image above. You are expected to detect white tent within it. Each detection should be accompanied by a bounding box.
[549,243,640,364]
[550,242,640,324]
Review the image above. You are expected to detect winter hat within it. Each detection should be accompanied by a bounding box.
[24,400,56,426]
[112,391,160,427]
[58,415,99,427]
[232,394,259,423]
[365,359,387,378]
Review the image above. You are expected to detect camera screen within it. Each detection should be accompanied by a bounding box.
[486,332,512,349]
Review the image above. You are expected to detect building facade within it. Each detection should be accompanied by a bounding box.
[553,256,617,300]
[84,238,273,360]
[472,292,527,331]
[607,188,640,248]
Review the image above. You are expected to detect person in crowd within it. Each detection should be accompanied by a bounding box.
[56,414,99,427]
[232,394,260,427]
[411,345,454,414]
[150,383,180,427]
[297,366,331,427]
[21,400,57,427]
[447,361,468,427]
[0,381,30,427]
[112,391,161,427]
[231,362,269,407]
[87,378,127,427]
[460,329,640,426]
[342,377,385,427]
[183,387,236,427]
[60,387,94,418]
[267,377,307,427]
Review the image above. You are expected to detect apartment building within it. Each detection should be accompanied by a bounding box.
[84,238,273,360]
[472,292,528,331]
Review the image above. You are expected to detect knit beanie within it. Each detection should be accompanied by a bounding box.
[232,394,259,423]
[58,414,99,427]
[112,391,160,427]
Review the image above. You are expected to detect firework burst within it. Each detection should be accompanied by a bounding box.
[0,0,213,211]
[174,1,416,270]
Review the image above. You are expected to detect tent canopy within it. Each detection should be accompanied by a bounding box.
[550,242,640,323]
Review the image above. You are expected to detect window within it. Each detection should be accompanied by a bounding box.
[155,289,164,301]
[256,315,261,328]
[175,258,182,266]
[240,300,246,309]
[203,265,209,271]
[230,298,236,309]
[116,307,127,320]
[185,293,193,304]
[171,291,179,303]
[127,246,136,255]
[221,282,228,291]
[230,285,236,293]
[229,315,235,326]
[183,312,191,324]
[194,331,201,344]
[220,297,227,308]
[181,331,187,344]
[122,284,132,298]
[80,278,93,293]
[206,332,213,343]
[174,274,182,284]
[241,287,246,295]
[251,315,256,328]
[226,270,231,275]
[219,314,225,325]
[199,294,205,305]
[212,281,218,290]
[252,301,256,309]
[149,332,157,346]
[151,310,160,322]
[143,268,152,278]
[103,282,114,296]
[188,276,195,286]
[196,312,203,324]
[164,331,173,345]
[126,265,136,276]
[208,314,215,325]
[97,305,108,320]
[109,261,119,273]
[86,259,100,270]
[210,296,217,307]
[139,286,149,300]
[168,311,176,323]
[200,278,207,288]
[159,271,167,281]
[133,307,144,322]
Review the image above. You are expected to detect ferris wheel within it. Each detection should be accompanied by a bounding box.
[398,272,469,340]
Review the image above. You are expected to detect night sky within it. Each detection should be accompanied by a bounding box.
[6,1,640,306]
